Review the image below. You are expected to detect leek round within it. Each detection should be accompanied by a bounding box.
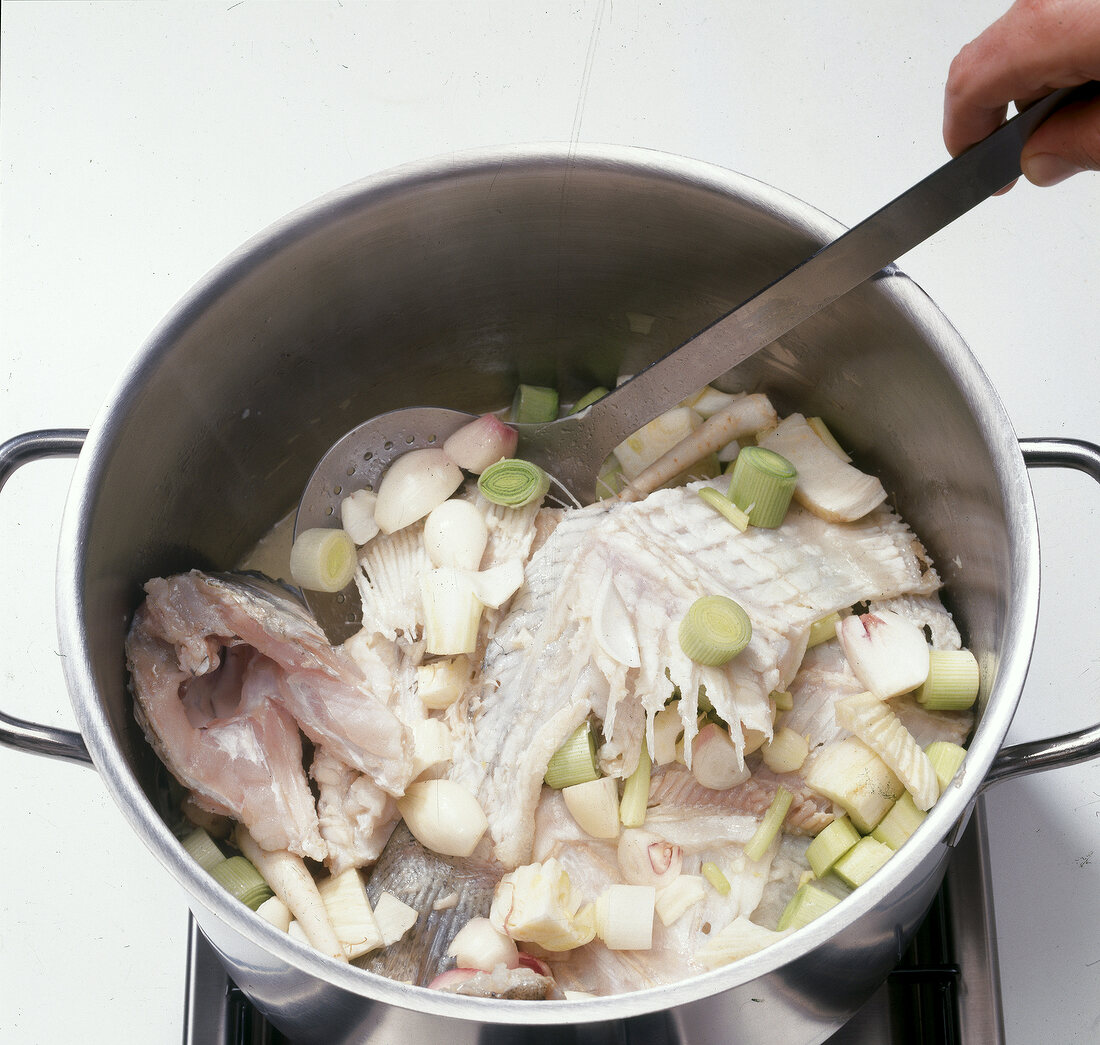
[477,458,550,508]
[727,445,798,528]
[678,595,752,666]
[289,527,358,593]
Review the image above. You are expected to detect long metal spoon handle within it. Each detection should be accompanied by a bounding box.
[574,81,1099,459]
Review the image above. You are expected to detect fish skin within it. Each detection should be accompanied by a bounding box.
[356,824,502,986]
[453,486,939,870]
[127,570,414,860]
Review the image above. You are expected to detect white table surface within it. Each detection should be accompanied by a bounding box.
[1,3,1097,1043]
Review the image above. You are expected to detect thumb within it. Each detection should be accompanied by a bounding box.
[1021,94,1100,186]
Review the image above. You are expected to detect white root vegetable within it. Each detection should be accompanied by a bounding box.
[651,704,683,765]
[489,859,596,951]
[691,722,751,790]
[410,718,454,779]
[616,829,683,888]
[442,414,518,474]
[424,499,489,570]
[621,393,779,501]
[757,413,886,522]
[698,916,793,969]
[396,779,488,858]
[594,884,655,950]
[416,655,471,710]
[613,406,702,481]
[836,610,930,699]
[340,489,380,545]
[804,737,903,833]
[761,727,809,774]
[255,895,292,932]
[421,567,485,656]
[374,449,464,535]
[447,917,520,972]
[317,868,384,959]
[373,892,419,946]
[235,827,346,962]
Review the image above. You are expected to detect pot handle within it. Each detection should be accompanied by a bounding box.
[978,437,1100,792]
[0,429,93,767]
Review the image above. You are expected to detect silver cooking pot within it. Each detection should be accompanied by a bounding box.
[2,145,1098,1045]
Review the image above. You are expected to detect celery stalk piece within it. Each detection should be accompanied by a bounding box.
[181,827,224,872]
[871,792,927,850]
[832,836,893,888]
[807,610,842,649]
[619,745,652,828]
[925,741,967,792]
[805,816,861,877]
[210,856,274,911]
[777,882,841,931]
[916,649,981,710]
[570,386,610,414]
[744,786,794,861]
[510,383,559,423]
[697,487,750,531]
[701,861,731,896]
[545,721,600,789]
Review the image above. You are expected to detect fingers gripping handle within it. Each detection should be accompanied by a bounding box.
[0,430,93,766]
[980,438,1100,792]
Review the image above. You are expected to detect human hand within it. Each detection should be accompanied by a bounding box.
[944,0,1100,186]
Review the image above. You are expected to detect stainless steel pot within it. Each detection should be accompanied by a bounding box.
[2,145,1098,1045]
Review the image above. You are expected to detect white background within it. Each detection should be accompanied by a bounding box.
[1,2,1097,1042]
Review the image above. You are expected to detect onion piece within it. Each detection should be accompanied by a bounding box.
[616,829,683,888]
[416,655,471,710]
[836,610,930,699]
[374,449,463,535]
[340,488,380,545]
[469,559,524,609]
[420,567,484,656]
[396,779,488,858]
[561,777,621,839]
[447,917,520,972]
[442,413,519,474]
[593,571,641,668]
[424,499,489,570]
[690,722,751,790]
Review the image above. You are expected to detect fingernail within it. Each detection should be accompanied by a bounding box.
[1021,153,1083,187]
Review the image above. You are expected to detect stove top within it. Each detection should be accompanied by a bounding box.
[183,801,1004,1045]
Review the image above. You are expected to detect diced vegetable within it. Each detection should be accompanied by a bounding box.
[561,777,621,839]
[925,741,967,792]
[424,499,489,570]
[758,413,886,522]
[210,855,273,911]
[832,836,894,888]
[727,446,798,528]
[415,655,470,710]
[835,610,930,699]
[871,792,927,850]
[442,413,518,474]
[771,689,794,712]
[834,691,939,811]
[317,869,384,959]
[777,881,841,931]
[616,829,683,888]
[744,786,793,862]
[690,722,751,790]
[420,567,485,656]
[761,727,808,773]
[678,595,752,666]
[181,827,224,872]
[570,386,610,413]
[805,816,861,877]
[396,779,488,858]
[447,917,520,972]
[477,458,551,508]
[489,859,596,951]
[373,448,464,535]
[545,721,600,789]
[619,744,652,828]
[595,884,655,950]
[373,892,419,946]
[654,874,706,926]
[916,648,981,710]
[339,488,380,545]
[807,610,842,649]
[510,384,559,424]
[804,737,903,833]
[701,861,731,896]
[289,527,358,593]
[697,486,750,531]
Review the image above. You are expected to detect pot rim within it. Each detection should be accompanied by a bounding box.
[56,141,1040,1024]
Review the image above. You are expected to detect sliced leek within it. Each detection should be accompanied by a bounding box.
[744,786,793,862]
[510,384,559,423]
[832,836,893,888]
[925,741,967,792]
[777,882,841,931]
[806,416,852,462]
[181,827,224,872]
[805,816,861,877]
[701,861,731,896]
[697,486,750,532]
[807,611,842,649]
[761,728,808,774]
[210,855,273,911]
[477,458,551,508]
[916,649,980,710]
[727,446,798,528]
[545,721,600,789]
[871,792,927,850]
[678,595,752,666]
[619,744,652,828]
[289,527,358,593]
[570,386,610,414]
